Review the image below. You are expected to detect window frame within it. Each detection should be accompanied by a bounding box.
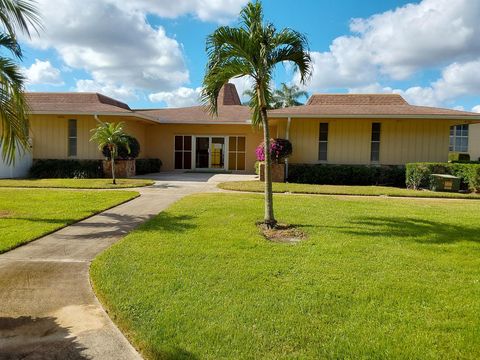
[370,122,381,163]
[449,124,469,153]
[318,122,328,162]
[174,135,192,170]
[67,119,77,158]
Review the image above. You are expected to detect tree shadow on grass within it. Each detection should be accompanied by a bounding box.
[0,316,89,359]
[145,346,199,360]
[340,216,480,245]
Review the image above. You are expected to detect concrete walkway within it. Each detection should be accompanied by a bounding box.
[0,173,256,359]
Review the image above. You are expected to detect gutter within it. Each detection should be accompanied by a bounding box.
[269,114,480,121]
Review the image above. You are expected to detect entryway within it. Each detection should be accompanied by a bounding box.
[195,136,225,169]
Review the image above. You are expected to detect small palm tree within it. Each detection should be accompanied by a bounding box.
[0,0,42,163]
[90,121,130,184]
[202,1,311,228]
[272,83,308,108]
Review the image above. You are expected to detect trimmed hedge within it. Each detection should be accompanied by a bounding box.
[406,162,480,192]
[29,159,103,179]
[287,164,405,187]
[135,158,162,175]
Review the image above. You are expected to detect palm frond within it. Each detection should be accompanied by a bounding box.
[0,0,43,38]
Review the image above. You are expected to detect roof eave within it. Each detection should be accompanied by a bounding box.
[29,110,160,123]
[268,113,480,121]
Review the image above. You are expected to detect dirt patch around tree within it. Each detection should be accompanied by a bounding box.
[0,210,12,218]
[257,223,307,244]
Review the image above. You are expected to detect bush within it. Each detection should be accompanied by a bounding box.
[448,152,470,162]
[287,164,405,187]
[256,138,292,163]
[29,159,103,178]
[254,161,261,175]
[102,135,140,159]
[406,162,480,192]
[135,158,162,175]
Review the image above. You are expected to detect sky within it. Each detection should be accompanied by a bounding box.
[18,0,480,112]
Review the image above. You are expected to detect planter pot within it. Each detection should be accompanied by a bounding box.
[259,162,285,183]
[103,159,136,178]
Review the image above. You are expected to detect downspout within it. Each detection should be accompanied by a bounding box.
[285,117,291,180]
[94,114,100,123]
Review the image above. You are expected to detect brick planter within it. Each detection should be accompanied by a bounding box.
[259,163,285,183]
[103,159,136,178]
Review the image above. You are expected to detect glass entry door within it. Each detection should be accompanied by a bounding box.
[195,137,210,168]
[210,137,225,168]
[195,136,226,170]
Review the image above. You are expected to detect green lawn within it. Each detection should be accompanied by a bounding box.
[91,193,480,359]
[0,188,138,253]
[0,178,154,189]
[219,180,480,199]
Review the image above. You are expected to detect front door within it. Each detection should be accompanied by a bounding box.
[195,137,209,168]
[210,137,225,169]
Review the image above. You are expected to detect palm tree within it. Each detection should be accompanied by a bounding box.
[202,1,311,228]
[90,121,130,185]
[272,83,308,108]
[0,0,42,163]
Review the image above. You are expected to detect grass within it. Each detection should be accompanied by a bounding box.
[0,188,138,253]
[0,178,154,189]
[91,193,480,359]
[218,180,480,199]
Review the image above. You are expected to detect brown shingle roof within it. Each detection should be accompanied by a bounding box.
[306,94,407,106]
[136,105,251,124]
[25,92,133,113]
[270,94,480,118]
[218,83,242,105]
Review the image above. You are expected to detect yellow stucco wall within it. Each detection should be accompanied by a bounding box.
[146,124,268,173]
[144,123,266,172]
[29,114,149,159]
[273,118,458,165]
[468,123,480,161]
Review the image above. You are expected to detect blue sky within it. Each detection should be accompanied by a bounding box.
[19,0,480,111]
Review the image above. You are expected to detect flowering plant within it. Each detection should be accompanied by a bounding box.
[256,138,293,163]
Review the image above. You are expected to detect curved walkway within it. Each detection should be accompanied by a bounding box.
[0,173,256,359]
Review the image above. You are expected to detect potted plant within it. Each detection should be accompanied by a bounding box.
[101,135,140,179]
[256,138,292,182]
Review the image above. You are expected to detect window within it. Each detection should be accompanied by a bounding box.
[371,122,381,162]
[318,123,328,161]
[228,136,246,170]
[174,135,192,169]
[68,119,77,157]
[449,124,468,152]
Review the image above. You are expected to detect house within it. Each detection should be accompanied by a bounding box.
[1,83,480,178]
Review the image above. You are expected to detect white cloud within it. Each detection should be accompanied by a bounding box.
[75,79,137,102]
[27,0,191,98]
[303,0,480,91]
[110,0,248,23]
[23,59,63,86]
[472,105,480,113]
[149,87,201,108]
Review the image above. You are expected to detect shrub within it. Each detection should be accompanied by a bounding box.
[254,160,261,175]
[135,158,162,175]
[29,159,103,178]
[102,135,140,159]
[405,162,480,192]
[448,152,470,162]
[256,138,292,163]
[287,164,405,187]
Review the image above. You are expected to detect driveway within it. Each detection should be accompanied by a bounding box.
[0,172,256,359]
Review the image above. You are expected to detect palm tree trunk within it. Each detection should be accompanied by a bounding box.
[260,107,276,228]
[111,146,116,185]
